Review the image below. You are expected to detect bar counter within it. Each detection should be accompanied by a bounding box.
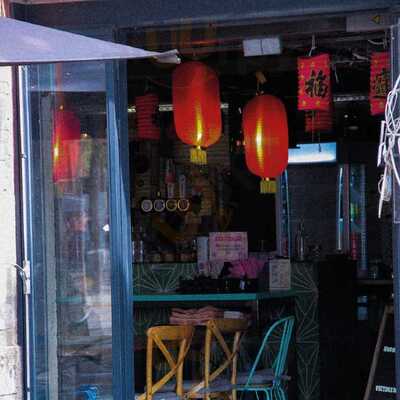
[132,290,297,302]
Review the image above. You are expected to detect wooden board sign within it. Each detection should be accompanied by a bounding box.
[364,305,396,400]
[209,232,248,262]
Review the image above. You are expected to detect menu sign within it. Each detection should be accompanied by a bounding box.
[364,306,396,400]
[209,232,248,262]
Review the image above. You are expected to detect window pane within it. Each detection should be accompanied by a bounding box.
[27,61,113,400]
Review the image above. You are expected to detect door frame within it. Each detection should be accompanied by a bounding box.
[106,59,134,400]
[391,20,400,397]
[19,55,133,400]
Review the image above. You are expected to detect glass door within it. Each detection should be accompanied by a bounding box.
[21,60,132,400]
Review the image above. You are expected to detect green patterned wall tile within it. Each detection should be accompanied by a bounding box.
[133,261,320,400]
[292,262,320,400]
[133,263,197,294]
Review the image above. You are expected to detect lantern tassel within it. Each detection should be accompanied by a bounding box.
[190,146,207,165]
[260,178,276,194]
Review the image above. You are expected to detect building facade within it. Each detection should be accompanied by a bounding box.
[0,3,22,397]
[1,1,400,399]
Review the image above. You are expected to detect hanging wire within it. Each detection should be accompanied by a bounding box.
[146,76,172,89]
[318,131,322,153]
[255,71,266,95]
[384,30,388,50]
[332,63,339,84]
[311,111,315,143]
[368,38,386,47]
[308,34,317,57]
[377,73,400,217]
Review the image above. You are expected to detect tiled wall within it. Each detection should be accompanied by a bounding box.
[288,163,392,269]
[288,165,338,258]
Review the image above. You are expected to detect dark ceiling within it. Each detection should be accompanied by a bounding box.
[126,14,389,146]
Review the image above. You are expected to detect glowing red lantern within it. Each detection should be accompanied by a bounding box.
[172,61,221,165]
[298,53,331,111]
[52,108,81,183]
[370,52,390,115]
[243,95,288,193]
[135,93,160,140]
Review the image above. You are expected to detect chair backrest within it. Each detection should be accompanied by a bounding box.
[245,316,295,387]
[188,318,248,396]
[139,325,194,400]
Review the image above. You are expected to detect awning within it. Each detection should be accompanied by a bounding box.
[0,17,180,65]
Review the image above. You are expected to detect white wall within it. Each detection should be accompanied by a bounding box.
[0,65,22,399]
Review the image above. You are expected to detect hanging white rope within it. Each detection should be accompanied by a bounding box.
[378,73,400,218]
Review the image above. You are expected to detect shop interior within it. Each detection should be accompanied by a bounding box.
[124,20,393,400]
[32,13,396,400]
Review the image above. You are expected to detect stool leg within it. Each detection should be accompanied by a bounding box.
[278,387,287,400]
[262,389,272,400]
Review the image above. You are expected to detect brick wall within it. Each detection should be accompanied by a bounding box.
[0,64,22,399]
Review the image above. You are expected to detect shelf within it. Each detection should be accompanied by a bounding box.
[132,290,297,302]
[357,279,393,286]
[133,262,197,267]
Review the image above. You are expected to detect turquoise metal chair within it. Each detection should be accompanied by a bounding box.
[76,385,98,400]
[236,316,295,400]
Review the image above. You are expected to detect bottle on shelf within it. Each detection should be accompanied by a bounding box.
[166,182,177,212]
[177,174,190,212]
[295,221,306,261]
[132,231,145,263]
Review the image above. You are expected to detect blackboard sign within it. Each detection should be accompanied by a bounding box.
[364,306,396,400]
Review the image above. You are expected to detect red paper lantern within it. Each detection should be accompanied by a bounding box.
[172,61,221,165]
[52,109,81,183]
[305,110,333,133]
[135,93,160,140]
[298,53,331,111]
[370,52,390,116]
[242,94,288,193]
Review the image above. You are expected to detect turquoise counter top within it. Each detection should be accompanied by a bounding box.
[132,290,297,302]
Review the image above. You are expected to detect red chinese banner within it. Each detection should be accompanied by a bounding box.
[370,52,390,115]
[298,53,331,111]
[305,110,333,133]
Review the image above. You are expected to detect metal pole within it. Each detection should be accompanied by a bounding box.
[18,65,32,400]
[390,22,400,400]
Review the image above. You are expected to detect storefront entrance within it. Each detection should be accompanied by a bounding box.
[15,3,400,400]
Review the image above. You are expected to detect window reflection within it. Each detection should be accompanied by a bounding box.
[28,62,113,399]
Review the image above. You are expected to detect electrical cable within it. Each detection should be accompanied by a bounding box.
[378,73,400,217]
[368,39,386,47]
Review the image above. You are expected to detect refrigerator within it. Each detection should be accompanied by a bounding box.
[336,163,367,276]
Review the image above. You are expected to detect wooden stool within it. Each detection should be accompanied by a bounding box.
[185,318,248,400]
[136,325,194,400]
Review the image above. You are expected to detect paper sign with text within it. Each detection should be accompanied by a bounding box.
[209,232,248,262]
[268,259,291,290]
